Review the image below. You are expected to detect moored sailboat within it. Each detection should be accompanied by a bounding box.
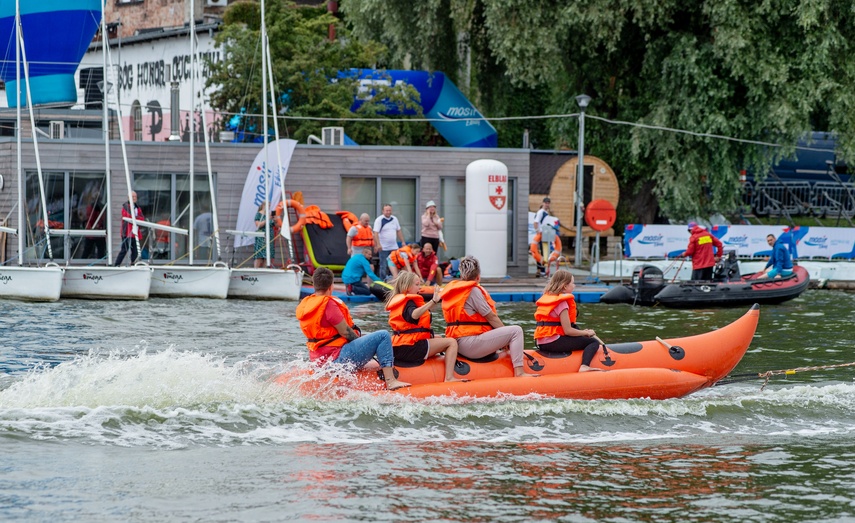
[147,0,229,299]
[61,0,151,300]
[0,1,62,301]
[228,0,303,300]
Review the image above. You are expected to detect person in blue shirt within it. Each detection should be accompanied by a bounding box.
[342,246,382,295]
[759,233,794,279]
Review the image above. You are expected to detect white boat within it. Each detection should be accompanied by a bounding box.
[228,266,303,300]
[0,6,62,302]
[0,265,63,302]
[61,265,151,300]
[148,263,231,299]
[59,9,152,301]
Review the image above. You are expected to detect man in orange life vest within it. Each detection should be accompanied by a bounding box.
[678,221,723,281]
[346,213,374,257]
[296,267,410,390]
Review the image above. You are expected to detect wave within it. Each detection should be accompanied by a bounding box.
[2,349,855,447]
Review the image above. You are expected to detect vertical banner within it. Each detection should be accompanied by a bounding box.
[234,139,297,248]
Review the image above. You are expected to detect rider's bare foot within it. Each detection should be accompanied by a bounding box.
[444,377,465,382]
[385,379,411,390]
[579,365,604,372]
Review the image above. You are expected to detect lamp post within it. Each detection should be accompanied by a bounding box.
[575,94,591,267]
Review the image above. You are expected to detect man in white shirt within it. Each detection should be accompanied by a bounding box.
[373,203,404,281]
[533,197,551,233]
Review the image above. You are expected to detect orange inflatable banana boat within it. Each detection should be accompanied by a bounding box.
[275,304,760,401]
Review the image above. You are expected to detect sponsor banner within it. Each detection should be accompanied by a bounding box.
[234,139,298,248]
[623,224,855,259]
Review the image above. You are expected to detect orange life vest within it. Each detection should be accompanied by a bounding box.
[351,225,374,247]
[533,293,577,339]
[441,280,496,338]
[389,245,414,269]
[337,211,359,231]
[385,294,433,346]
[296,294,355,360]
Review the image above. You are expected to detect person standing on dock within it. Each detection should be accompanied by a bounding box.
[678,222,723,281]
[373,204,404,281]
[346,213,374,257]
[532,197,552,277]
[114,191,145,266]
[419,200,443,254]
[296,267,410,391]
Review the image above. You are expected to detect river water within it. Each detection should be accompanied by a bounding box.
[2,290,855,522]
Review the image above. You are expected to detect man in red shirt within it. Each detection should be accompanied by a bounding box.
[295,267,410,390]
[678,222,723,281]
[414,242,442,285]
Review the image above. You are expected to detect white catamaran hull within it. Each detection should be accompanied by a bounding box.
[148,264,231,299]
[228,267,303,300]
[61,266,152,300]
[0,266,64,302]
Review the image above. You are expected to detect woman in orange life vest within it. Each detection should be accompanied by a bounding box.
[534,269,603,372]
[385,272,461,382]
[388,242,421,281]
[441,256,535,378]
[296,267,410,390]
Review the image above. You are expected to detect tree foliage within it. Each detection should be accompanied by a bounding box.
[207,0,427,145]
[341,0,855,220]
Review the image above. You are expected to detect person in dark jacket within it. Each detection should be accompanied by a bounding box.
[759,234,794,279]
[678,222,723,281]
[114,191,145,266]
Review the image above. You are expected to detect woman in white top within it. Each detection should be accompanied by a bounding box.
[420,200,442,252]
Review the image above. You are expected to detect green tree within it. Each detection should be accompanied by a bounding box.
[342,0,855,221]
[207,1,427,145]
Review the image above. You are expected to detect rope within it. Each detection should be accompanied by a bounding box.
[717,360,855,390]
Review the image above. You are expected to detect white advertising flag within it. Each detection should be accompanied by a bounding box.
[234,139,298,248]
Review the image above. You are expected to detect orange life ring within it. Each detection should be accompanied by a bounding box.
[285,199,307,234]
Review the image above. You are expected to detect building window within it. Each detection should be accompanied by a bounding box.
[341,177,417,243]
[440,177,465,261]
[24,170,108,262]
[134,172,215,263]
[131,100,143,141]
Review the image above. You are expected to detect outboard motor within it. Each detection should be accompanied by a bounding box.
[712,250,741,282]
[633,264,665,303]
[601,264,666,305]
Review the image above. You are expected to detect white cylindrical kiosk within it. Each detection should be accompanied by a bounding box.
[465,159,508,278]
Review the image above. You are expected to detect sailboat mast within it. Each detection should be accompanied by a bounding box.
[14,0,22,264]
[195,32,222,261]
[189,0,196,265]
[265,32,295,264]
[104,35,142,260]
[102,0,114,263]
[18,8,54,261]
[261,0,271,268]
